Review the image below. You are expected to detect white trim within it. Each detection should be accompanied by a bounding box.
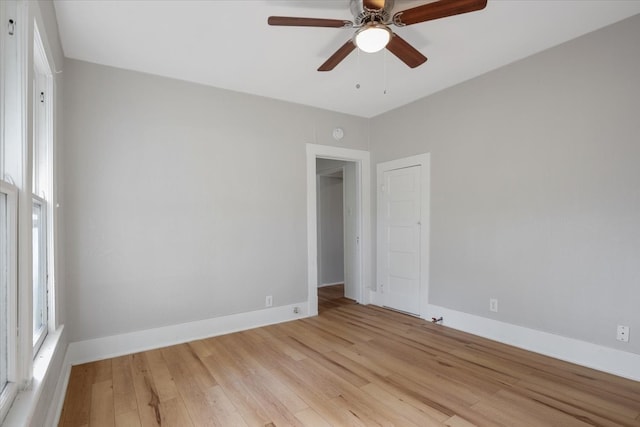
[33,19,57,337]
[0,384,18,425]
[1,1,63,424]
[426,304,640,382]
[30,2,60,75]
[2,326,65,427]
[31,196,47,354]
[42,303,307,425]
[45,356,71,427]
[45,303,640,425]
[0,0,5,181]
[66,303,308,366]
[45,303,310,425]
[16,0,34,385]
[376,153,430,318]
[307,144,371,317]
[0,181,18,424]
[369,290,381,306]
[32,24,51,77]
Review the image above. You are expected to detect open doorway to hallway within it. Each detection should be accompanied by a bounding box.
[316,158,358,313]
[306,143,371,317]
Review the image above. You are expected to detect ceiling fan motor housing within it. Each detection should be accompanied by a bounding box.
[350,0,395,25]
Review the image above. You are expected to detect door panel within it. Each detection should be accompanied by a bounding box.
[388,226,416,252]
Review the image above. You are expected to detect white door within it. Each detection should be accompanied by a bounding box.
[379,165,422,315]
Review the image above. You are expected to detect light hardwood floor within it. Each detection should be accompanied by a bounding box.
[59,296,640,426]
[318,284,356,314]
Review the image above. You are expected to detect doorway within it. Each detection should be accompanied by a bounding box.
[316,164,345,290]
[306,144,371,317]
[316,161,356,313]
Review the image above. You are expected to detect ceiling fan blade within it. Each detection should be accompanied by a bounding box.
[393,0,487,26]
[268,16,352,28]
[386,33,428,68]
[363,0,386,11]
[318,40,356,71]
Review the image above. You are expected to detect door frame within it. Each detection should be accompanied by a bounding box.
[306,144,370,316]
[376,153,430,318]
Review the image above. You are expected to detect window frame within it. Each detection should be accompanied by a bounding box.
[31,21,55,356]
[31,194,47,353]
[0,1,22,420]
[1,1,59,421]
[0,181,18,423]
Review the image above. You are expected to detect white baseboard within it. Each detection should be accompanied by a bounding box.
[369,290,381,306]
[426,304,640,382]
[46,303,309,426]
[334,293,639,382]
[46,300,640,426]
[66,303,309,366]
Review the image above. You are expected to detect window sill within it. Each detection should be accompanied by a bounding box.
[2,325,65,426]
[0,383,19,425]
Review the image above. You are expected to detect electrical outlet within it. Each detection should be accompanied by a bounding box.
[293,306,300,314]
[265,295,273,307]
[617,325,629,342]
[489,298,498,313]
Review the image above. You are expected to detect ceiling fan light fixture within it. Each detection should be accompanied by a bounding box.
[354,23,391,53]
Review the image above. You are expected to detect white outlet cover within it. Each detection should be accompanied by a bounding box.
[489,298,498,313]
[617,325,630,342]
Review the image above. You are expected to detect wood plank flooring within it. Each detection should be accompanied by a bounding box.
[59,296,640,426]
[318,284,356,314]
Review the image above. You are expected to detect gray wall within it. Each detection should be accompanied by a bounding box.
[370,14,640,354]
[316,157,346,287]
[317,174,344,286]
[62,13,640,355]
[62,59,369,342]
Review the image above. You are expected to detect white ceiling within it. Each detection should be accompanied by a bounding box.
[53,1,640,118]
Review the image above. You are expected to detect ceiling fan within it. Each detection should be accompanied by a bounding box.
[268,0,487,71]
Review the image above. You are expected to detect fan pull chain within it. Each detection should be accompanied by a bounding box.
[356,47,362,89]
[383,49,388,95]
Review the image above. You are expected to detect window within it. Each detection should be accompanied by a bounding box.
[31,25,52,355]
[0,193,7,393]
[0,0,13,408]
[0,182,17,421]
[32,197,47,350]
[1,2,58,421]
